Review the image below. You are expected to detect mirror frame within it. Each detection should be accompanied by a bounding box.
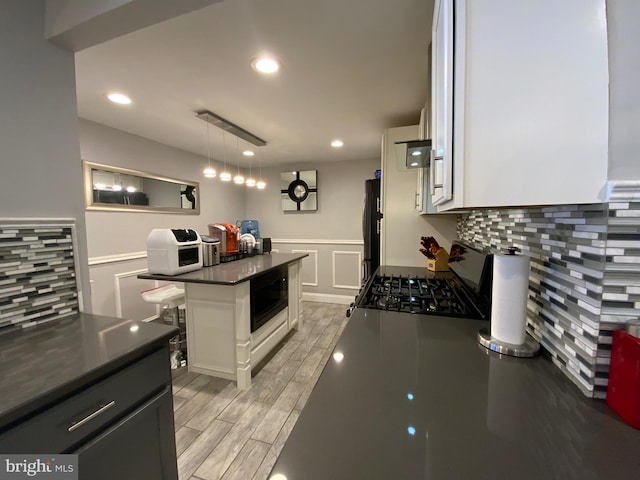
[83,160,200,215]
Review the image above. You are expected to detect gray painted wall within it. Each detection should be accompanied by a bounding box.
[607,0,640,179]
[79,118,245,258]
[244,159,380,240]
[79,119,247,316]
[0,1,92,311]
[244,158,379,300]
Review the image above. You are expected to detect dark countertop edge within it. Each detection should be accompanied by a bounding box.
[137,252,308,285]
[0,318,178,432]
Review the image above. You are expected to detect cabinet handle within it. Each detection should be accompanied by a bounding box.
[68,401,116,432]
[430,150,444,195]
[429,150,436,195]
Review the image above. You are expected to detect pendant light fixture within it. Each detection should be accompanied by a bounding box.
[245,142,256,187]
[203,121,216,178]
[219,128,232,182]
[233,137,245,185]
[256,154,266,190]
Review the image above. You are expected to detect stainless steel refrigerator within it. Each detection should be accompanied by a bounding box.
[362,178,382,283]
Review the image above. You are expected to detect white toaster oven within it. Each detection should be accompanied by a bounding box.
[146,228,202,275]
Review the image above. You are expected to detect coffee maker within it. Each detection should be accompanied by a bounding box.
[207,223,239,255]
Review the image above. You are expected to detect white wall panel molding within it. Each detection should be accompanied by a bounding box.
[88,251,147,266]
[332,251,362,290]
[0,217,76,226]
[272,238,364,245]
[303,292,354,305]
[113,268,159,319]
[291,249,318,286]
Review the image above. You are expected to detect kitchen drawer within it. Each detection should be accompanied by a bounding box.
[0,348,170,454]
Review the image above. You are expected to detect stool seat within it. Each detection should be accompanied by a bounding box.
[141,284,185,307]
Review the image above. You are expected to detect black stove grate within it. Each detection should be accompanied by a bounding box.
[361,275,470,316]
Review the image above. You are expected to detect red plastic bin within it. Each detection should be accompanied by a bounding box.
[606,321,640,429]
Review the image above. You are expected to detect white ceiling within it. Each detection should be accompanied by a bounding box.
[74,0,434,168]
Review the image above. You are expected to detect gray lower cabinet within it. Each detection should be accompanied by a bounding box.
[75,387,177,480]
[0,347,178,480]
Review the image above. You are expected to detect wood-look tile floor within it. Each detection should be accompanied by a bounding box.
[171,301,349,480]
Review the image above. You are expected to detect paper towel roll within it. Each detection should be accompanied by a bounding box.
[491,252,530,345]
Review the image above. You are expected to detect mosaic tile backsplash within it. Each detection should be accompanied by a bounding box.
[457,197,640,399]
[0,223,79,331]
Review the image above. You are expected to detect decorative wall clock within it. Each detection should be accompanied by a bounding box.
[280,170,318,212]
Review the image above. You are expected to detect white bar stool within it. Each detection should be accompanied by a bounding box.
[141,284,187,368]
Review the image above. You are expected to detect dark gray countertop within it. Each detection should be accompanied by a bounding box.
[137,252,307,285]
[271,308,640,480]
[0,313,178,430]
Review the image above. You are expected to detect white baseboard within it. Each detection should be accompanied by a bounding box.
[302,292,355,305]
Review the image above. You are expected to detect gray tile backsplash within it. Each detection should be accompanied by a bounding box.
[0,222,79,331]
[457,189,640,399]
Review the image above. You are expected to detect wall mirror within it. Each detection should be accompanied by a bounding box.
[280,170,318,212]
[83,161,200,214]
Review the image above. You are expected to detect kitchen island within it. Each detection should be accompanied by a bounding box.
[138,253,307,389]
[270,308,640,480]
[0,313,179,479]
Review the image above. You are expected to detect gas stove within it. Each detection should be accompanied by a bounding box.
[354,241,493,320]
[361,275,470,316]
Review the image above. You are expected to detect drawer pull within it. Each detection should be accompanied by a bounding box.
[68,401,116,432]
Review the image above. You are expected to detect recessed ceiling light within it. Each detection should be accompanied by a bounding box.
[107,93,132,105]
[331,139,344,148]
[251,56,280,74]
[243,150,255,157]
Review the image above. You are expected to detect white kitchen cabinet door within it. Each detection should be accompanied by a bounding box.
[433,0,608,211]
[430,0,454,207]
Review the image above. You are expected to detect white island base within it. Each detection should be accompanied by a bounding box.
[184,261,303,389]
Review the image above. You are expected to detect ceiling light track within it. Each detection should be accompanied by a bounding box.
[195,110,266,147]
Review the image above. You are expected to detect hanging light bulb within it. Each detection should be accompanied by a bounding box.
[203,121,216,178]
[233,137,245,184]
[219,128,232,182]
[244,140,256,187]
[256,154,266,189]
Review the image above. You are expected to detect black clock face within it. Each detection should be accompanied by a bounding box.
[280,170,318,211]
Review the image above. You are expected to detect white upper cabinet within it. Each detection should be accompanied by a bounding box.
[431,0,609,211]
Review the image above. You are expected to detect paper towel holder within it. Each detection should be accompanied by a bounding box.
[477,245,541,357]
[477,328,540,357]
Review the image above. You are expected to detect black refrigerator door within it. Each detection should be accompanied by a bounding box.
[362,179,381,283]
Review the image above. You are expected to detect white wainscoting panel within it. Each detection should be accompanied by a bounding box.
[113,269,160,321]
[272,239,363,245]
[332,251,362,290]
[88,251,147,266]
[291,249,318,287]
